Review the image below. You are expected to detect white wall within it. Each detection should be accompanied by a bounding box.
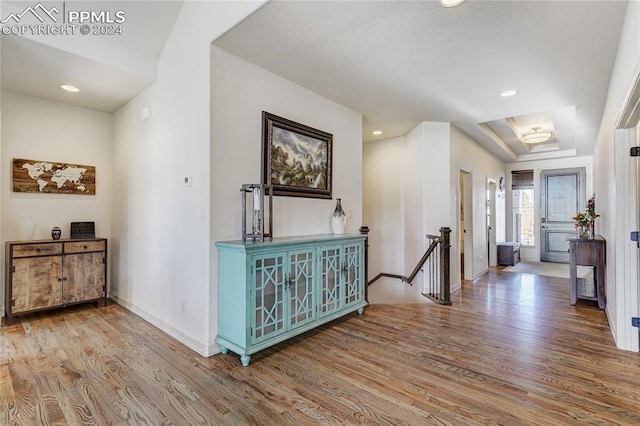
[404,124,427,275]
[363,137,405,279]
[365,122,509,297]
[210,47,363,346]
[404,122,451,290]
[505,156,593,261]
[363,121,452,297]
[1,91,112,315]
[450,126,506,287]
[210,47,363,241]
[593,0,640,351]
[111,1,264,356]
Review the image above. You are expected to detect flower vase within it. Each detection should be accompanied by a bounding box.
[18,217,36,240]
[579,226,590,239]
[331,198,347,234]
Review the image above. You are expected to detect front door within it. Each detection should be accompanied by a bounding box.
[540,167,586,262]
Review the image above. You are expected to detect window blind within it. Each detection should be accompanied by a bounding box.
[511,170,534,190]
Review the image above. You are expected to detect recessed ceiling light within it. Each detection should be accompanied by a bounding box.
[440,0,465,7]
[60,84,80,93]
[500,90,518,97]
[372,130,383,135]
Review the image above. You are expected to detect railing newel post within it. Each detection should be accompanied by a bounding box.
[359,226,370,303]
[439,227,452,305]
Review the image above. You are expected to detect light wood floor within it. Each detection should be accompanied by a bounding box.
[2,268,640,425]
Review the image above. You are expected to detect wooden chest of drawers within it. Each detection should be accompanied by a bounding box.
[4,238,107,325]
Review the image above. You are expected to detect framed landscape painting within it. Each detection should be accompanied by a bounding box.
[262,112,333,199]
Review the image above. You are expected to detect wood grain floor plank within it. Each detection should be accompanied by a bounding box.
[73,325,174,425]
[289,326,563,425]
[2,267,640,424]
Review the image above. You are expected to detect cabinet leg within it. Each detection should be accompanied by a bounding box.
[357,307,364,315]
[220,346,229,355]
[598,298,606,310]
[3,315,16,326]
[240,354,251,367]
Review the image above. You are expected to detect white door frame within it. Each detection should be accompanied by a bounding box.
[487,179,497,267]
[614,127,639,351]
[459,168,474,280]
[613,62,640,352]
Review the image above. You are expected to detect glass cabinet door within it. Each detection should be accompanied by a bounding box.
[319,246,342,317]
[252,253,286,343]
[288,249,316,330]
[343,243,363,307]
[250,241,363,344]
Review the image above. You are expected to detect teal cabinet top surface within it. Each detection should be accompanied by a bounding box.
[216,233,366,250]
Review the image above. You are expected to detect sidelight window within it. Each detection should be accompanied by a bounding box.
[512,170,535,246]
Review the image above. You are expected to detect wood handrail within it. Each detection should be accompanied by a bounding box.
[368,227,452,305]
[368,237,439,286]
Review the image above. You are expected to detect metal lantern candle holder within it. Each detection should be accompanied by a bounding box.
[241,184,273,241]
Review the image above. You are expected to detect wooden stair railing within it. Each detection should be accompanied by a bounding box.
[368,227,452,305]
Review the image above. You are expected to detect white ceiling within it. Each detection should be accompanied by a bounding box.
[1,0,183,112]
[213,0,628,162]
[0,1,628,163]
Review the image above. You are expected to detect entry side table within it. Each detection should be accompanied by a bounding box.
[568,235,605,309]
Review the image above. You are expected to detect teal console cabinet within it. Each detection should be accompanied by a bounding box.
[216,234,367,366]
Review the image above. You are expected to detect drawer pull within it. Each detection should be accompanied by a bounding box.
[36,248,41,252]
[57,278,62,282]
[83,245,88,250]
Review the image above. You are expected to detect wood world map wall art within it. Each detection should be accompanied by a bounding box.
[12,158,96,195]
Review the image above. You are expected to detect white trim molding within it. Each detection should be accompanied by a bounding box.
[613,127,640,352]
[110,295,214,357]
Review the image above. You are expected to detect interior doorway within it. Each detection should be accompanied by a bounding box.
[487,179,497,267]
[459,169,473,280]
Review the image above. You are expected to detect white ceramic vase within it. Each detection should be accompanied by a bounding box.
[331,198,347,234]
[18,217,36,240]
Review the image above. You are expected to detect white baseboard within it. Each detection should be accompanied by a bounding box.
[208,342,223,357]
[110,295,218,357]
[606,304,618,348]
[473,267,489,280]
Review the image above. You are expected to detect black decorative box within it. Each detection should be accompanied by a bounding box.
[70,221,95,239]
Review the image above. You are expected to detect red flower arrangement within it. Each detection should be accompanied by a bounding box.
[572,197,599,237]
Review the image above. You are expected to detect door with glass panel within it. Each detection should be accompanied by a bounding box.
[251,249,316,344]
[318,242,364,317]
[319,245,342,317]
[252,252,287,343]
[342,243,362,308]
[540,167,586,262]
[287,249,316,330]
